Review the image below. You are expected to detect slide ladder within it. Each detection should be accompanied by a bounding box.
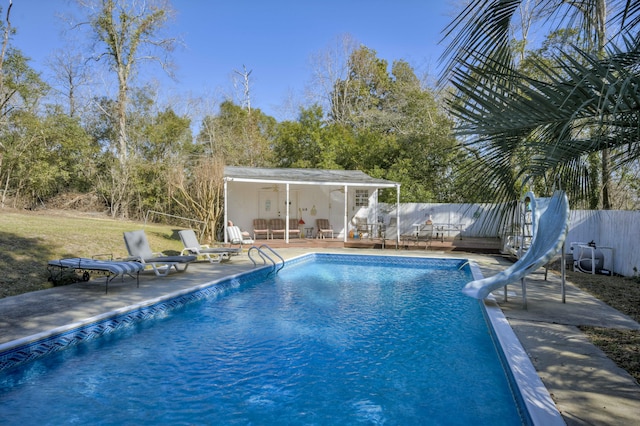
[247,244,285,275]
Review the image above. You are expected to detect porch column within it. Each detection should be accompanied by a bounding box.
[343,185,348,242]
[373,188,378,237]
[223,178,229,244]
[285,183,290,243]
[396,184,401,248]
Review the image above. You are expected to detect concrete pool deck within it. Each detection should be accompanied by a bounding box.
[1,248,638,424]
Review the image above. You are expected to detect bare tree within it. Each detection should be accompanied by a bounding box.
[47,49,92,117]
[0,0,12,120]
[168,156,225,242]
[76,0,177,164]
[307,33,358,122]
[0,1,12,208]
[232,65,252,113]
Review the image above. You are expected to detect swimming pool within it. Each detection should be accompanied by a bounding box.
[0,253,561,425]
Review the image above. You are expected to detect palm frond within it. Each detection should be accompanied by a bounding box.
[447,33,640,205]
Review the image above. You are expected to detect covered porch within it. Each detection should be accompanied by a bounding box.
[223,167,401,244]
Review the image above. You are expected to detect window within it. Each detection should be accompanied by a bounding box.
[355,189,369,207]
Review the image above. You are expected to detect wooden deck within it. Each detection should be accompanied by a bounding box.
[246,236,501,254]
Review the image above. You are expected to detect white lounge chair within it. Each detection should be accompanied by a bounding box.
[123,230,196,276]
[227,225,254,248]
[178,229,240,263]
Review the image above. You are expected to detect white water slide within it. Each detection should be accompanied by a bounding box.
[462,190,570,305]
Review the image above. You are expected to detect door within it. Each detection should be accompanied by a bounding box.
[258,191,276,219]
[258,190,298,219]
[278,190,298,220]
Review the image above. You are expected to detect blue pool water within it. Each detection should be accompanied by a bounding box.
[0,255,527,425]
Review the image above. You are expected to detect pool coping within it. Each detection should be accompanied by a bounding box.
[467,260,565,426]
[0,252,564,425]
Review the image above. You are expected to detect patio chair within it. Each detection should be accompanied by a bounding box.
[288,218,302,239]
[123,230,196,276]
[316,218,334,239]
[178,229,240,263]
[382,217,403,247]
[269,218,286,239]
[400,222,420,246]
[354,217,369,238]
[416,223,434,248]
[227,225,254,248]
[253,218,270,240]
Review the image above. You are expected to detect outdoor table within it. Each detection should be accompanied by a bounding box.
[434,223,465,241]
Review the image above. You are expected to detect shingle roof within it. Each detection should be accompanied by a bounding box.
[224,166,399,188]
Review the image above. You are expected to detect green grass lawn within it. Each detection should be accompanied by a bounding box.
[0,209,186,298]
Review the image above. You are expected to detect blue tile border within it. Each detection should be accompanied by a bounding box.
[0,267,268,373]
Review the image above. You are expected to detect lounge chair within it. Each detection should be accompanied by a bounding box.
[178,229,239,263]
[252,219,270,240]
[123,230,196,276]
[316,218,334,239]
[227,225,254,248]
[47,257,145,293]
[269,218,286,239]
[288,218,302,239]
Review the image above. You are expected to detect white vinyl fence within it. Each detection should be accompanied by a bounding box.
[372,203,640,278]
[375,202,506,238]
[566,210,640,278]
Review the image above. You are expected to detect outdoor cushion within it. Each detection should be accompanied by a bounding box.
[47,257,145,293]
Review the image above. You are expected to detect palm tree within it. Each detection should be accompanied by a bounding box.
[441,0,640,210]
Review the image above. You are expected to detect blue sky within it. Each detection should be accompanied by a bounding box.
[10,1,457,121]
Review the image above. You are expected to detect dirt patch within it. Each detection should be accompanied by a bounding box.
[41,192,108,214]
[578,326,640,383]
